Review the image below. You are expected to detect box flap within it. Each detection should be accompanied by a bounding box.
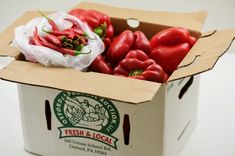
[74,2,207,32]
[168,29,235,81]
[0,60,161,104]
[0,11,52,58]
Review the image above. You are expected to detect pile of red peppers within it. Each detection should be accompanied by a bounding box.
[29,11,91,56]
[70,9,197,83]
[30,9,198,83]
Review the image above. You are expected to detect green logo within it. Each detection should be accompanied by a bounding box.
[54,92,120,149]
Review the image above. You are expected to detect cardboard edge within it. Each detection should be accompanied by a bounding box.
[0,10,53,58]
[73,2,207,32]
[0,60,161,104]
[168,29,235,82]
[177,30,217,67]
[1,77,154,105]
[200,30,216,38]
[177,29,232,69]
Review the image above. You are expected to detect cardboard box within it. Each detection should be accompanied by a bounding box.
[0,2,235,156]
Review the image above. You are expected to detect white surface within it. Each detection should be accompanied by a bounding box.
[1,0,235,156]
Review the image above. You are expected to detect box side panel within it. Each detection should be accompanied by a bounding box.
[18,84,50,155]
[18,84,165,156]
[163,76,200,156]
[122,86,165,156]
[38,87,165,156]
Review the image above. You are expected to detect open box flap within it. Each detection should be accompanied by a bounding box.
[0,60,161,104]
[75,2,207,32]
[0,11,52,57]
[168,29,235,81]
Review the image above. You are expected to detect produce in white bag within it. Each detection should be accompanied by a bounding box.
[13,11,105,70]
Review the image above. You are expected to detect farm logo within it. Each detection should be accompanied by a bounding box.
[54,92,120,149]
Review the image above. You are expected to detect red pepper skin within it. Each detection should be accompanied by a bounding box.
[81,10,101,28]
[42,26,72,36]
[106,24,114,38]
[188,36,197,47]
[133,31,151,55]
[44,34,62,46]
[31,27,42,46]
[125,49,149,61]
[150,27,190,49]
[142,64,169,82]
[64,18,82,29]
[107,30,134,65]
[103,38,112,48]
[68,9,85,16]
[69,9,99,28]
[64,28,84,36]
[89,55,113,74]
[113,50,168,83]
[150,43,190,74]
[69,9,114,44]
[39,36,90,56]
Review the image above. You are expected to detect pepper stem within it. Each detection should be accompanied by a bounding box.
[74,50,92,56]
[93,22,107,39]
[42,25,51,33]
[94,27,103,37]
[38,10,52,21]
[129,70,143,76]
[83,31,96,40]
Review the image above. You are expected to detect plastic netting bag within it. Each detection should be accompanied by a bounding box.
[13,12,105,70]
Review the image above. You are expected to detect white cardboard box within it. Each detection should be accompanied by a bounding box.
[0,2,235,156]
[18,75,199,156]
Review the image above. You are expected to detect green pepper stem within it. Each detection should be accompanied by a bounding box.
[94,27,103,37]
[129,70,143,76]
[42,25,51,33]
[93,22,107,39]
[74,50,92,56]
[38,10,52,21]
[63,42,73,49]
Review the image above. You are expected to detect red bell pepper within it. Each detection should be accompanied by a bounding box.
[69,9,114,47]
[150,43,190,74]
[150,27,190,49]
[107,30,134,65]
[132,31,151,55]
[188,36,197,47]
[89,55,113,74]
[114,50,168,83]
[150,27,196,74]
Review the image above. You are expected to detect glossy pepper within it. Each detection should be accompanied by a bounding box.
[89,55,113,74]
[114,50,168,83]
[151,43,190,74]
[107,30,134,65]
[150,27,197,74]
[132,31,151,55]
[69,9,114,48]
[150,27,190,49]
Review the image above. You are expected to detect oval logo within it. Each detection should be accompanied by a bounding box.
[54,91,120,149]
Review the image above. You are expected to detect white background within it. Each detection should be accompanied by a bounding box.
[1,0,235,156]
